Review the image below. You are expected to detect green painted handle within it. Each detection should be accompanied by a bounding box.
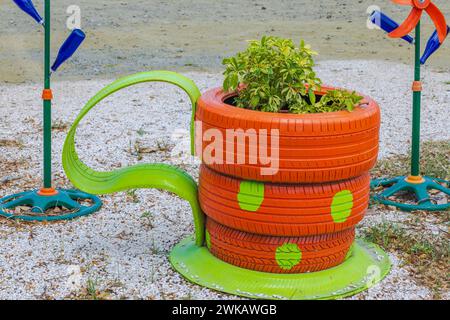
[62,71,205,246]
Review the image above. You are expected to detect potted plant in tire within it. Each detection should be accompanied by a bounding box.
[195,36,381,183]
[59,35,391,299]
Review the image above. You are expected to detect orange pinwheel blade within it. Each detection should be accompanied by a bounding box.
[389,7,422,39]
[391,0,413,6]
[426,2,448,43]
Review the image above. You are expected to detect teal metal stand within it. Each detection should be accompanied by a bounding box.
[372,23,450,211]
[0,0,101,221]
[43,0,51,189]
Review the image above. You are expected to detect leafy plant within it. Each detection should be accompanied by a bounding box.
[310,89,363,113]
[223,36,363,114]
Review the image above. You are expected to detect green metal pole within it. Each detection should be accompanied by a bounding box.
[411,22,421,177]
[43,0,52,188]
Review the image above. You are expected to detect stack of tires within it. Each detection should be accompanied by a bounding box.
[196,87,381,274]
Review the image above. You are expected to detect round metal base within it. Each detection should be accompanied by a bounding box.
[170,236,391,300]
[0,189,102,221]
[371,176,450,212]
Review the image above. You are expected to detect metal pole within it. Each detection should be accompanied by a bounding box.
[411,22,421,177]
[43,0,52,188]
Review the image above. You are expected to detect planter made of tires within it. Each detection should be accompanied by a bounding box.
[206,218,355,274]
[199,165,370,237]
[196,86,381,183]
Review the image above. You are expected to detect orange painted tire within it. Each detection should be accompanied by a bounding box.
[199,165,370,237]
[196,86,380,183]
[206,218,355,274]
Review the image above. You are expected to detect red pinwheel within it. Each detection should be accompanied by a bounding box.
[389,0,447,43]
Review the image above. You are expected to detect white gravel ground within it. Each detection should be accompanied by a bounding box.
[0,60,449,300]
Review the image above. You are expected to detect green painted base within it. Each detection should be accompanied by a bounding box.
[371,176,450,212]
[0,189,102,222]
[170,237,391,300]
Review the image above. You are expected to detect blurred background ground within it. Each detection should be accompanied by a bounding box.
[0,0,449,84]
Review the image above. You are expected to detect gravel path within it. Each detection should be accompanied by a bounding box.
[0,60,449,300]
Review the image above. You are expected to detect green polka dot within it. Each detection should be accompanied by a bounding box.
[331,190,354,223]
[205,230,211,250]
[275,243,302,271]
[237,181,265,212]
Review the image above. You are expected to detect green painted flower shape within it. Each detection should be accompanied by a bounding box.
[276,243,302,271]
[237,181,265,212]
[331,190,354,223]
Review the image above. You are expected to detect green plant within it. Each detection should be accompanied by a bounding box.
[306,89,363,113]
[141,211,153,219]
[137,127,146,136]
[86,279,98,300]
[223,36,363,114]
[126,189,139,203]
